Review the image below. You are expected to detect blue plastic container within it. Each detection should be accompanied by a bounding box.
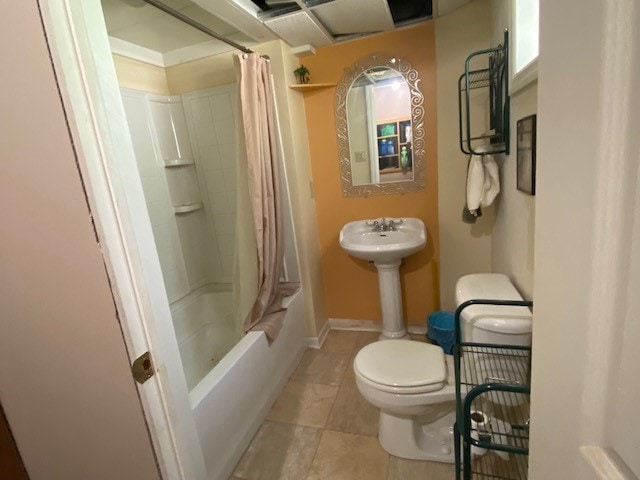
[427,311,456,354]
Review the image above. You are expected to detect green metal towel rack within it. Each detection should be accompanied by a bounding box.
[459,30,510,155]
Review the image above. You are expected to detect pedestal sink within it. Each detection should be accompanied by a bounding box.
[339,218,426,340]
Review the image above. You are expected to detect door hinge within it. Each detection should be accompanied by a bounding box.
[132,351,154,384]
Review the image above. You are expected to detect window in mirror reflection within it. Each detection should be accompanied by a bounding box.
[346,67,413,186]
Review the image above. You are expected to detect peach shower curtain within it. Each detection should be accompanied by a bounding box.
[233,53,293,341]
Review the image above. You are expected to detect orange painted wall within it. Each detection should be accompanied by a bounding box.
[302,22,439,326]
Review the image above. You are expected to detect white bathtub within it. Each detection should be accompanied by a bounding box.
[170,284,239,391]
[171,284,307,480]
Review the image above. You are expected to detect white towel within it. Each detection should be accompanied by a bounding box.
[466,147,500,216]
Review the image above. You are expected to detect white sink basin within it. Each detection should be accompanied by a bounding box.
[339,217,427,263]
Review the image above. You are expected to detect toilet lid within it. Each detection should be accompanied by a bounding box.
[354,340,446,389]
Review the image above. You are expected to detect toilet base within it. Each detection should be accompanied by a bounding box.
[378,410,456,463]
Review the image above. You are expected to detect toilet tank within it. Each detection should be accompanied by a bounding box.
[455,274,532,346]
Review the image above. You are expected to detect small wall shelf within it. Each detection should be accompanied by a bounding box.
[164,158,195,167]
[173,203,203,214]
[288,83,336,92]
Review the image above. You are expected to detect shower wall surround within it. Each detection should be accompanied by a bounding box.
[121,89,230,302]
[182,85,239,282]
[122,91,190,301]
[149,96,218,289]
[115,39,328,337]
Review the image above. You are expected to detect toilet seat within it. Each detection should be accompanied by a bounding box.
[354,340,447,394]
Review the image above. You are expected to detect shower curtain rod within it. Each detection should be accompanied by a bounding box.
[142,0,255,55]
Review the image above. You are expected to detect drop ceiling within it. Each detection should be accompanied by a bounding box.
[101,0,471,67]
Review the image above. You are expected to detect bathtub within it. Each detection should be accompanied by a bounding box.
[170,284,307,480]
[171,284,239,391]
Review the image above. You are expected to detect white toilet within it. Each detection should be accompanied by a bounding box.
[353,273,533,462]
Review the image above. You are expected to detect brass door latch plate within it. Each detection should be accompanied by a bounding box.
[132,351,154,384]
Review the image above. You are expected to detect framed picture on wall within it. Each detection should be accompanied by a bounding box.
[517,114,537,195]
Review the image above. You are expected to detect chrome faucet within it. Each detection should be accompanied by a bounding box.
[371,218,402,232]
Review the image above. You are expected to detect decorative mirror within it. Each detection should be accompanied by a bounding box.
[335,54,425,197]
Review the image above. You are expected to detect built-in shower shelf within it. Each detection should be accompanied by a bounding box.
[164,158,195,167]
[173,203,203,214]
[288,83,336,92]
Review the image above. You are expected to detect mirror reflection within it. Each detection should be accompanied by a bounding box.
[347,67,413,186]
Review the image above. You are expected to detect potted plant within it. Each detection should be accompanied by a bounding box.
[293,65,310,84]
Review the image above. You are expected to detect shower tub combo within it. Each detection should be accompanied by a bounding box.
[170,284,306,479]
[122,84,307,480]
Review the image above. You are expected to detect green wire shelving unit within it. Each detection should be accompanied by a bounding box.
[453,299,533,480]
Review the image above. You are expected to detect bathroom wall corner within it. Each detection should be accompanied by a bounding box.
[112,54,170,95]
[489,0,537,300]
[435,0,494,311]
[263,40,329,337]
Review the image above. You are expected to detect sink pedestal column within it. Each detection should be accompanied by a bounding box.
[375,260,411,340]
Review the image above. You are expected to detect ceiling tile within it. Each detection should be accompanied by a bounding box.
[312,0,394,36]
[264,11,332,48]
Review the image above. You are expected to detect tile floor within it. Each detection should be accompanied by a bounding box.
[231,329,456,480]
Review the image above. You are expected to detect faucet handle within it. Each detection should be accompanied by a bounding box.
[387,218,404,231]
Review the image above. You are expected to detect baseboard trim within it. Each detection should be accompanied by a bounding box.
[328,318,428,336]
[307,319,427,346]
[306,319,331,349]
[329,318,381,331]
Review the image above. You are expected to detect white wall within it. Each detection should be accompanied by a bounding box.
[490,0,536,299]
[436,0,494,310]
[530,0,640,477]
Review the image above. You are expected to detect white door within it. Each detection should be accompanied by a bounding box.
[39,1,209,479]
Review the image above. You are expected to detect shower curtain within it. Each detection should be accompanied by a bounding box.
[233,53,293,342]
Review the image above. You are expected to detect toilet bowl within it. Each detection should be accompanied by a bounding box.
[354,273,532,461]
[354,339,457,462]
